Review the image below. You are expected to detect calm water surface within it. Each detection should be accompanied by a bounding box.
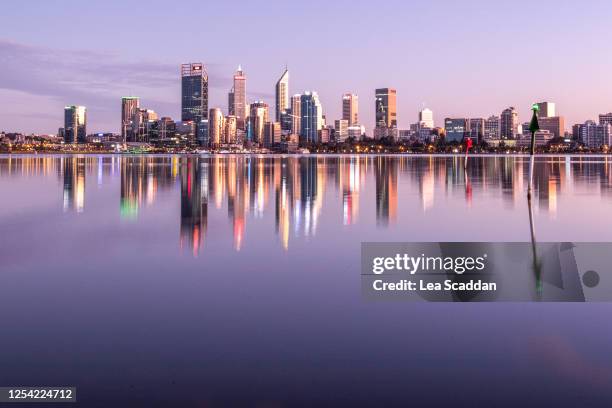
[1,154,612,407]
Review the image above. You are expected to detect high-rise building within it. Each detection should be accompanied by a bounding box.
[121,97,139,143]
[484,116,500,139]
[599,113,612,126]
[208,108,224,146]
[133,108,158,142]
[275,68,289,122]
[444,118,468,143]
[539,116,565,139]
[196,119,208,146]
[419,108,434,129]
[264,122,282,147]
[578,120,612,148]
[375,88,397,129]
[334,119,349,142]
[300,92,323,144]
[536,102,556,118]
[342,93,359,126]
[224,115,237,144]
[500,107,519,139]
[291,95,301,136]
[228,89,235,116]
[468,118,485,143]
[232,66,247,124]
[249,101,269,145]
[64,105,87,144]
[181,63,208,122]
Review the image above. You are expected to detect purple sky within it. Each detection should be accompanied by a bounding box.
[2,0,612,134]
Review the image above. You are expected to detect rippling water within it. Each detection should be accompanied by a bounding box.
[1,154,612,406]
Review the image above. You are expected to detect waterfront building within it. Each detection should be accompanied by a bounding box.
[484,116,500,139]
[419,108,434,129]
[64,105,87,144]
[291,94,302,136]
[444,118,468,143]
[334,119,349,142]
[275,68,289,122]
[263,122,282,147]
[468,118,485,143]
[536,102,556,118]
[300,92,323,144]
[208,108,224,147]
[342,93,359,126]
[181,63,208,122]
[232,65,247,126]
[121,97,139,143]
[249,101,269,145]
[500,107,519,139]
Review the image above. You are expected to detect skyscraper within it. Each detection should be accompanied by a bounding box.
[468,118,485,143]
[232,66,247,124]
[484,116,500,139]
[208,108,224,146]
[275,68,289,122]
[64,105,87,144]
[291,94,302,136]
[536,102,556,118]
[300,92,323,144]
[342,93,359,126]
[374,88,397,139]
[375,88,397,128]
[121,97,139,143]
[181,63,208,122]
[500,107,519,139]
[249,101,269,145]
[419,108,434,129]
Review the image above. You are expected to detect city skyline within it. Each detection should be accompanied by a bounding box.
[3,0,612,134]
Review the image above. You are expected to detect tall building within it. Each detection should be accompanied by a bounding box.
[599,113,612,126]
[249,101,269,145]
[335,119,349,142]
[275,68,289,122]
[468,118,485,143]
[342,93,359,126]
[444,118,468,143]
[228,89,235,116]
[208,108,224,146]
[232,66,247,124]
[196,119,208,146]
[181,63,208,122]
[300,92,323,144]
[291,94,301,136]
[133,108,158,142]
[578,121,612,148]
[539,116,565,139]
[500,107,519,139]
[419,108,434,129]
[121,97,139,143]
[536,102,556,118]
[263,122,282,147]
[375,88,397,128]
[223,115,237,144]
[484,116,500,139]
[64,105,87,144]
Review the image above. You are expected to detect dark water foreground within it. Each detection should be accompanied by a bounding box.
[1,154,612,407]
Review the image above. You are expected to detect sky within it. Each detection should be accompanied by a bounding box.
[1,0,612,134]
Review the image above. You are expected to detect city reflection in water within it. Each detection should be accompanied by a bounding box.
[2,155,612,256]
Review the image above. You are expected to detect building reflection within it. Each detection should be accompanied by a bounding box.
[62,157,86,212]
[4,154,612,253]
[375,157,397,226]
